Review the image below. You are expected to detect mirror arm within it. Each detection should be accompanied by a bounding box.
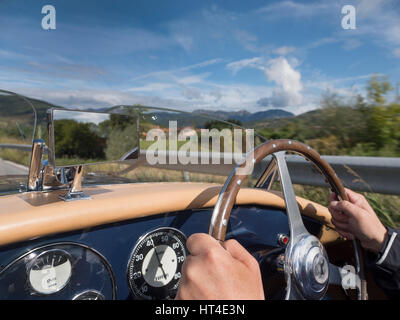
[71,165,83,193]
[59,165,91,202]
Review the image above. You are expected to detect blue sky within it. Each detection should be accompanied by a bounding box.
[1,0,400,114]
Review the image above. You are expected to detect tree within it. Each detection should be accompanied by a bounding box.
[54,119,105,160]
[366,75,393,106]
[204,118,242,130]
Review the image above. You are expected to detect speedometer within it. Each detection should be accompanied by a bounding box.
[127,227,187,300]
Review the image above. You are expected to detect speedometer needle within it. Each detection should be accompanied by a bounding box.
[151,238,167,280]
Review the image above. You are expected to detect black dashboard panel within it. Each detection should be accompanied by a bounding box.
[0,205,321,300]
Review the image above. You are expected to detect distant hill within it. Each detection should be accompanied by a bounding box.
[193,108,294,123]
[0,94,63,123]
[252,108,326,130]
[104,106,294,128]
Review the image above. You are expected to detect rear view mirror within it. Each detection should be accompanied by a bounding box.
[48,108,139,168]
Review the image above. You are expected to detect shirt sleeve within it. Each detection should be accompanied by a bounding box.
[367,227,400,299]
[373,227,400,274]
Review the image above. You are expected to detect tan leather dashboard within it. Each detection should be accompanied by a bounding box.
[0,182,340,247]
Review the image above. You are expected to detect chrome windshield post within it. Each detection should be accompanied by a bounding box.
[27,139,46,191]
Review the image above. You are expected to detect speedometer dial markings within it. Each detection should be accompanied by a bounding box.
[127,228,187,300]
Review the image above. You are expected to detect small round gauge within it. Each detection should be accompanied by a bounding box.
[127,227,187,300]
[27,249,73,295]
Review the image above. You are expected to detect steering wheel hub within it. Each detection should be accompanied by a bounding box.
[312,253,329,285]
[286,234,329,299]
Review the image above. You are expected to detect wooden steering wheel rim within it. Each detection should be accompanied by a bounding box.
[208,138,367,300]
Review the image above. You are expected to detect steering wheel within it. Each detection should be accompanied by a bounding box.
[208,139,368,300]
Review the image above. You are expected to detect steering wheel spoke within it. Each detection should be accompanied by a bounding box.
[274,151,309,239]
[274,151,330,299]
[285,276,306,300]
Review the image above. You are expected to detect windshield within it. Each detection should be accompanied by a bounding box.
[0,91,37,194]
[76,105,268,187]
[0,97,270,194]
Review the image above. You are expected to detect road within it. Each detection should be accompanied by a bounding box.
[0,158,29,176]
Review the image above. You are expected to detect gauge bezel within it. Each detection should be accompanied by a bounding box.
[126,227,188,300]
[0,242,117,299]
[73,289,105,300]
[26,248,74,295]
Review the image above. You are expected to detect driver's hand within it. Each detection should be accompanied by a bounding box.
[328,188,388,254]
[175,233,265,300]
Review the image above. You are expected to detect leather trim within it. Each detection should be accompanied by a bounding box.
[0,182,340,247]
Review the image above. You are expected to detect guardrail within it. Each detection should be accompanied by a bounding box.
[0,144,49,153]
[139,151,400,195]
[1,144,399,195]
[0,144,32,152]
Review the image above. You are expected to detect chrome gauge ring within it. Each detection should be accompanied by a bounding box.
[127,227,188,300]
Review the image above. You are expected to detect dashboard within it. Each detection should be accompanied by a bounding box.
[0,205,322,300]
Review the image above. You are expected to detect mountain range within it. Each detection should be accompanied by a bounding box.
[192,108,293,123]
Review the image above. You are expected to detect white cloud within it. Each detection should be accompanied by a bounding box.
[182,87,202,100]
[131,58,224,82]
[174,34,194,51]
[273,46,296,56]
[344,0,400,58]
[226,57,263,75]
[255,1,338,18]
[200,83,270,110]
[263,57,303,107]
[393,48,400,58]
[0,49,29,60]
[306,37,338,50]
[126,83,173,93]
[234,29,259,52]
[226,56,305,109]
[342,39,363,51]
[176,72,211,86]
